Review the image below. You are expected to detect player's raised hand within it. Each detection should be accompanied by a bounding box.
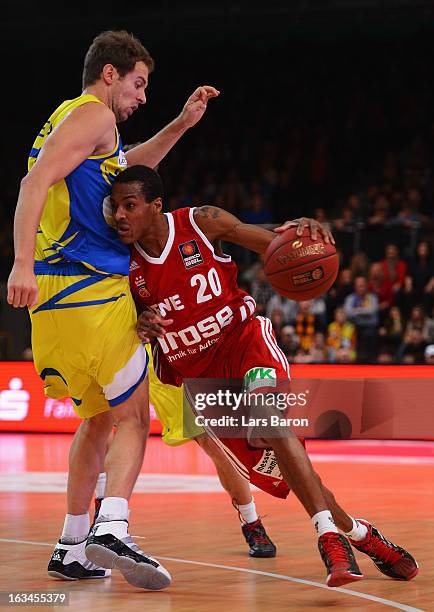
[7,262,38,308]
[177,85,220,129]
[275,217,335,245]
[136,308,174,343]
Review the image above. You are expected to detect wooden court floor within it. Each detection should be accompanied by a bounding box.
[0,435,433,611]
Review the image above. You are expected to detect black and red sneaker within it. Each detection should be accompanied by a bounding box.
[93,497,103,525]
[349,519,418,581]
[241,518,277,558]
[318,532,364,587]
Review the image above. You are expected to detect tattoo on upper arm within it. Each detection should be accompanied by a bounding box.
[196,206,221,220]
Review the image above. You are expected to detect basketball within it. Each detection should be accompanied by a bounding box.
[264,227,339,301]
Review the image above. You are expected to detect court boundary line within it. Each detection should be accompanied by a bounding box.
[0,537,423,612]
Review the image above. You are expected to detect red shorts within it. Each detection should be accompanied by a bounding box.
[158,316,294,498]
[199,315,291,380]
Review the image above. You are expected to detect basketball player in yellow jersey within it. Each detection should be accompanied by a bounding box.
[7,30,219,590]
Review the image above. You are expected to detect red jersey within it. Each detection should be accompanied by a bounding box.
[129,207,256,381]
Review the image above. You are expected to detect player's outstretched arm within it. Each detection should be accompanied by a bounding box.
[125,85,219,168]
[193,206,333,254]
[194,206,275,254]
[7,104,114,308]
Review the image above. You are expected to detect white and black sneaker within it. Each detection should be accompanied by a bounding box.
[48,539,111,580]
[85,517,171,590]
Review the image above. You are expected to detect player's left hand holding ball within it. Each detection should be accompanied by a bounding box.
[275,217,335,245]
[177,85,220,129]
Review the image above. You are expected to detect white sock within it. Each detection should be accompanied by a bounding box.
[312,511,338,536]
[94,519,129,540]
[61,513,90,543]
[95,472,106,499]
[237,499,258,524]
[345,518,368,541]
[99,497,128,521]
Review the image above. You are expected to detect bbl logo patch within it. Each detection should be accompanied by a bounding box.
[134,275,150,298]
[292,266,324,286]
[178,240,203,269]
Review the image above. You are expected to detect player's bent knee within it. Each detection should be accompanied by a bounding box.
[113,404,150,432]
[84,410,114,435]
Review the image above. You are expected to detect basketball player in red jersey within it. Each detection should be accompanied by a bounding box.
[109,165,418,588]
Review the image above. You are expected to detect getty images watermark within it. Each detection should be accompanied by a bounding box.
[183,372,434,440]
[193,389,310,430]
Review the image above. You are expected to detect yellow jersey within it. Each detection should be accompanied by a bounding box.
[29,94,129,275]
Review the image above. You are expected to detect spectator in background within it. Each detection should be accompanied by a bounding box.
[390,188,426,228]
[295,300,319,351]
[217,171,246,212]
[367,195,390,226]
[250,265,274,316]
[326,268,354,317]
[309,332,328,363]
[427,306,434,344]
[380,244,407,294]
[266,293,298,325]
[347,193,365,220]
[407,241,434,306]
[350,252,370,280]
[313,208,332,234]
[269,308,285,338]
[397,329,427,364]
[395,274,415,320]
[424,344,434,365]
[368,262,394,317]
[344,276,379,363]
[333,207,357,232]
[22,347,33,361]
[294,332,328,364]
[327,308,356,363]
[378,305,404,352]
[311,296,327,329]
[403,306,431,343]
[278,325,299,359]
[240,193,273,225]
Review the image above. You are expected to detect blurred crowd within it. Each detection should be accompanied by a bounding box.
[1,42,434,363]
[240,240,434,365]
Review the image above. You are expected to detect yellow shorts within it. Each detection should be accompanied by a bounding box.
[147,346,204,445]
[31,261,148,419]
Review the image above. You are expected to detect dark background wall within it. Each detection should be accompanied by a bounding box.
[2,1,434,362]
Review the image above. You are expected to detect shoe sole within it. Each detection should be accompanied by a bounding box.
[85,544,171,590]
[249,550,277,558]
[48,570,110,581]
[327,571,364,588]
[404,566,419,581]
[375,563,419,581]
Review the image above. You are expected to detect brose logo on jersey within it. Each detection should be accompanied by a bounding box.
[244,367,277,391]
[178,240,203,269]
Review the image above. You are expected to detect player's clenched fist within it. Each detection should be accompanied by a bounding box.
[7,263,38,308]
[136,308,174,344]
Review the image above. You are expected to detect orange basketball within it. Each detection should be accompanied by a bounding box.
[264,227,339,301]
